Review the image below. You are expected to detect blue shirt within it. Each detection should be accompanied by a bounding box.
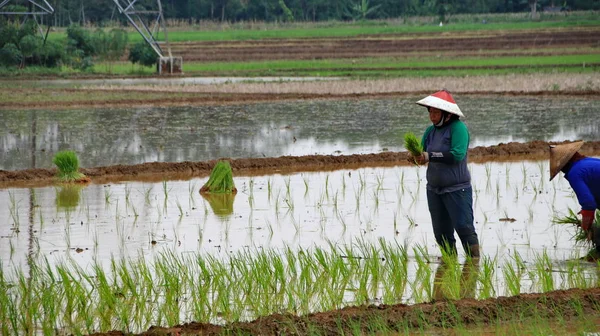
[564,157,600,211]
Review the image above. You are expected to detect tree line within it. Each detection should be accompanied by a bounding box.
[7,0,599,26]
[0,20,156,69]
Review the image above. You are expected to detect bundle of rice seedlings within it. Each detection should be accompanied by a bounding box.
[552,208,598,245]
[200,160,237,194]
[404,132,423,157]
[52,150,89,183]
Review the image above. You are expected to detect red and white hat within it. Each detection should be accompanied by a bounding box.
[416,90,464,118]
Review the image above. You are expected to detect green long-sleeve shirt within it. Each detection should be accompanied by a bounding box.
[421,119,469,163]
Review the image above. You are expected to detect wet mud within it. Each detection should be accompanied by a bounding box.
[1,140,599,188]
[87,287,600,335]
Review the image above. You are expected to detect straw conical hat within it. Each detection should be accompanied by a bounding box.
[416,90,465,118]
[549,141,584,181]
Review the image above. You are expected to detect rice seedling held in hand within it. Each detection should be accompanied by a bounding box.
[552,208,592,244]
[52,150,90,183]
[553,208,600,261]
[404,132,423,157]
[404,132,424,165]
[200,160,237,194]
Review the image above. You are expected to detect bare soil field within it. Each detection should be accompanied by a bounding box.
[170,28,600,62]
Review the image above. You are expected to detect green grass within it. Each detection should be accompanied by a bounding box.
[87,54,599,78]
[182,54,600,71]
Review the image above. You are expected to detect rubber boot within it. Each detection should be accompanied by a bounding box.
[466,244,480,258]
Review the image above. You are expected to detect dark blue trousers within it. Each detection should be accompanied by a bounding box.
[427,187,479,255]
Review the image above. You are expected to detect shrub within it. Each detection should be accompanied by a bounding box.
[19,34,41,66]
[128,41,158,67]
[37,40,65,67]
[0,22,19,48]
[0,43,21,66]
[66,24,96,57]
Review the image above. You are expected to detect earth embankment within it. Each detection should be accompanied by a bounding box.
[2,140,599,188]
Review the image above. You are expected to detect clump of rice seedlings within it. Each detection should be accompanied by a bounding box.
[403,132,423,157]
[52,150,89,183]
[200,161,237,194]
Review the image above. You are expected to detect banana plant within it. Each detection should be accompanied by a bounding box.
[349,0,381,20]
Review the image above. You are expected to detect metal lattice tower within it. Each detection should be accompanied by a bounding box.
[0,0,54,39]
[112,0,172,59]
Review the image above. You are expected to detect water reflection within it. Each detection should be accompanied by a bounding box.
[201,193,236,218]
[1,95,599,170]
[433,259,480,301]
[55,185,83,210]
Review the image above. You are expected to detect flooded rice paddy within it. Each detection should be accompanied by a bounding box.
[1,94,599,334]
[1,95,599,171]
[1,161,597,294]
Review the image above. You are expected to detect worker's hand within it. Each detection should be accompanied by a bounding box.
[579,209,595,232]
[414,152,429,165]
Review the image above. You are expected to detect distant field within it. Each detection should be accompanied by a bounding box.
[46,17,600,43]
[90,53,599,78]
[9,11,600,79]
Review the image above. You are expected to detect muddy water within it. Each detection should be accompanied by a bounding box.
[1,160,597,300]
[1,95,598,171]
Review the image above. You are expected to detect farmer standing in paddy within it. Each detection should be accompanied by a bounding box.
[549,141,600,258]
[409,90,480,258]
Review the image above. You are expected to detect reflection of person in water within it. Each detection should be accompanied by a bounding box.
[432,259,480,301]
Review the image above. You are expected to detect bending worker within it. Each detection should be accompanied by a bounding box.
[410,90,480,258]
[549,141,600,256]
